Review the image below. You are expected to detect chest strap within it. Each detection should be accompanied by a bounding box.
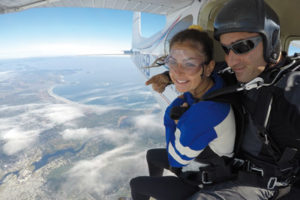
[178,147,235,187]
[234,148,299,190]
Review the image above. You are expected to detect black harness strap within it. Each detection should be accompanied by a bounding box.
[201,91,246,156]
[179,147,235,186]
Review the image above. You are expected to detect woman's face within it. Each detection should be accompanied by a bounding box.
[168,41,211,93]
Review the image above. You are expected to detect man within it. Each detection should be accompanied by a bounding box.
[146,0,300,199]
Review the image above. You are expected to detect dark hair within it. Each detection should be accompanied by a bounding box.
[169,29,213,64]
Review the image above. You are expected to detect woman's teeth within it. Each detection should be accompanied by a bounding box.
[177,80,188,83]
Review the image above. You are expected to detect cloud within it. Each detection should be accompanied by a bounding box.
[0,71,15,82]
[0,55,167,200]
[0,42,128,59]
[0,101,164,157]
[80,96,106,104]
[60,127,133,148]
[42,104,85,124]
[60,144,148,199]
[0,103,86,155]
[56,113,165,198]
[60,128,91,140]
[1,103,85,128]
[138,91,153,96]
[1,100,160,156]
[1,128,40,155]
[133,114,163,129]
[60,127,118,140]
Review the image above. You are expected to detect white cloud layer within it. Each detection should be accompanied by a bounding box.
[0,41,129,59]
[0,102,163,157]
[60,144,149,199]
[35,104,85,124]
[1,128,40,155]
[133,114,163,129]
[0,103,86,155]
[55,112,165,198]
[0,71,15,82]
[0,55,165,199]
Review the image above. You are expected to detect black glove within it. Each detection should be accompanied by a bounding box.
[170,106,190,120]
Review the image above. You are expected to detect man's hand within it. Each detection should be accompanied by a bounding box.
[145,73,171,93]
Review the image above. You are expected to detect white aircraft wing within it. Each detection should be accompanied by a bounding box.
[0,0,194,15]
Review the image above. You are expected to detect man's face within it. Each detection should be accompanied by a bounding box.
[220,32,267,83]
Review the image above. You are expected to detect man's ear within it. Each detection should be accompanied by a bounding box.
[205,60,215,77]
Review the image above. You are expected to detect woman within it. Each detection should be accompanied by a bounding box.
[129,27,236,200]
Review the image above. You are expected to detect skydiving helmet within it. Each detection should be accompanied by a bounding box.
[214,0,281,64]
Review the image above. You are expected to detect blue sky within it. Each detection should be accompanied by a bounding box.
[0,8,166,59]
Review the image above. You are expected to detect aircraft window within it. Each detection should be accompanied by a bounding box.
[288,40,300,56]
[164,15,193,54]
[140,13,166,38]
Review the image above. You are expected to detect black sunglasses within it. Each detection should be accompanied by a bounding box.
[221,36,262,55]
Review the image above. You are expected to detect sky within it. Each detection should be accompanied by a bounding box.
[0,7,166,59]
[0,6,299,60]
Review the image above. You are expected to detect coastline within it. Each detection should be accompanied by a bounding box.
[47,85,76,105]
[47,84,121,114]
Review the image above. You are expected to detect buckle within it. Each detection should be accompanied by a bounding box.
[233,158,245,168]
[267,177,277,189]
[201,171,213,184]
[249,165,264,177]
[245,161,264,177]
[238,77,264,91]
[267,177,289,190]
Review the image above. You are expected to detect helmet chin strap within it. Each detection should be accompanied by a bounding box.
[237,77,264,91]
[237,59,297,91]
[203,60,297,101]
[218,66,234,74]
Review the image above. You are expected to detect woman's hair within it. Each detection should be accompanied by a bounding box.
[169,29,213,64]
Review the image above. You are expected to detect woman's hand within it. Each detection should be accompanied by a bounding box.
[145,73,171,93]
